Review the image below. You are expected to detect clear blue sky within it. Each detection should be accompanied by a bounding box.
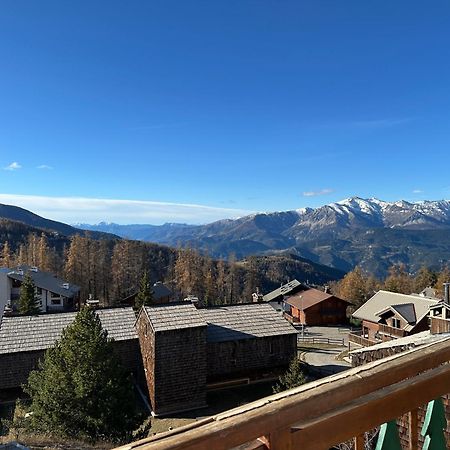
[1,1,450,224]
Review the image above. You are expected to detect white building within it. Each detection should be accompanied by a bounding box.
[0,266,80,315]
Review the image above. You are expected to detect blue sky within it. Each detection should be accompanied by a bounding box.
[1,1,450,224]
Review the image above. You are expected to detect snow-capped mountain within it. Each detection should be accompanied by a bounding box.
[78,197,450,276]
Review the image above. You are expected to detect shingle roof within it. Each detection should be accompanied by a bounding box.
[0,307,137,355]
[199,303,298,343]
[285,288,351,311]
[6,266,80,298]
[353,290,439,329]
[262,280,305,302]
[152,282,173,300]
[144,303,207,332]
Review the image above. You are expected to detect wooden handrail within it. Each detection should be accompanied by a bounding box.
[115,339,450,450]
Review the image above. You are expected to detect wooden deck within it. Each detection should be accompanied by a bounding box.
[115,339,450,450]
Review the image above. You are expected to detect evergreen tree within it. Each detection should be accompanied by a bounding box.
[135,271,154,310]
[24,307,136,442]
[273,357,307,394]
[18,273,40,315]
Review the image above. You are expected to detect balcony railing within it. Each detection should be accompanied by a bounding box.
[115,339,450,450]
[379,324,406,338]
[348,330,377,347]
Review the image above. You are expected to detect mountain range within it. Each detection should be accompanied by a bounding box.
[78,197,450,277]
[0,203,344,285]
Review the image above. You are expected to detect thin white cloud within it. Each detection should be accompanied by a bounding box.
[0,193,254,225]
[302,188,334,197]
[3,162,22,171]
[412,189,423,194]
[37,164,53,170]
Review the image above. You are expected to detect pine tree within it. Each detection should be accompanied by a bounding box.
[273,357,307,394]
[135,271,154,310]
[18,273,40,315]
[24,307,136,442]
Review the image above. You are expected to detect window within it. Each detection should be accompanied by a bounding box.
[392,318,401,329]
[51,298,61,305]
[36,287,42,296]
[50,292,60,298]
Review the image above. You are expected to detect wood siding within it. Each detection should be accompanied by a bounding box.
[0,339,142,391]
[207,334,297,381]
[291,297,348,326]
[136,313,208,416]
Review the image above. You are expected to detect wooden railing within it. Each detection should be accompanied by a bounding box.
[115,339,450,450]
[379,324,406,338]
[348,331,377,347]
[297,336,345,346]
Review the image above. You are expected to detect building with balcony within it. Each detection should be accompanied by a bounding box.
[0,266,80,315]
[350,290,439,346]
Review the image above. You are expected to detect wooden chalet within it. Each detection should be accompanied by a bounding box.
[135,302,298,416]
[350,290,439,346]
[0,307,142,392]
[284,287,351,326]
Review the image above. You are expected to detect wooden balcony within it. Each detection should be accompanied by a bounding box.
[378,324,407,339]
[348,330,377,347]
[115,340,450,450]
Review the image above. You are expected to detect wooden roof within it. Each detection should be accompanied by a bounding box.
[285,288,350,311]
[0,307,137,355]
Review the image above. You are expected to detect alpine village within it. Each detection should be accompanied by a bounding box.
[1,198,450,450]
[2,2,450,449]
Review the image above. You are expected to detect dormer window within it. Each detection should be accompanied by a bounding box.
[392,318,401,329]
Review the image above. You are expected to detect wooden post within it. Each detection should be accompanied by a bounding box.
[354,434,364,450]
[409,408,418,450]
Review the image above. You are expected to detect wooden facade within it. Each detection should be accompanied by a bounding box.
[136,303,298,416]
[0,339,142,391]
[136,311,208,416]
[285,288,350,326]
[207,334,297,381]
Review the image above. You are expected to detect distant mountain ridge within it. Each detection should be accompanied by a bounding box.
[0,203,118,240]
[78,197,450,276]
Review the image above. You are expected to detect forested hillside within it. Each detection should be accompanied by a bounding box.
[0,218,343,305]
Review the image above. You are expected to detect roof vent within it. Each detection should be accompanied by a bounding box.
[30,266,38,272]
[17,269,24,276]
[62,283,70,289]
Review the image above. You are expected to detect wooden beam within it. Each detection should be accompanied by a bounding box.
[114,340,450,450]
[290,363,450,450]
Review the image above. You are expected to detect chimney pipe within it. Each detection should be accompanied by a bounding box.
[444,283,450,305]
